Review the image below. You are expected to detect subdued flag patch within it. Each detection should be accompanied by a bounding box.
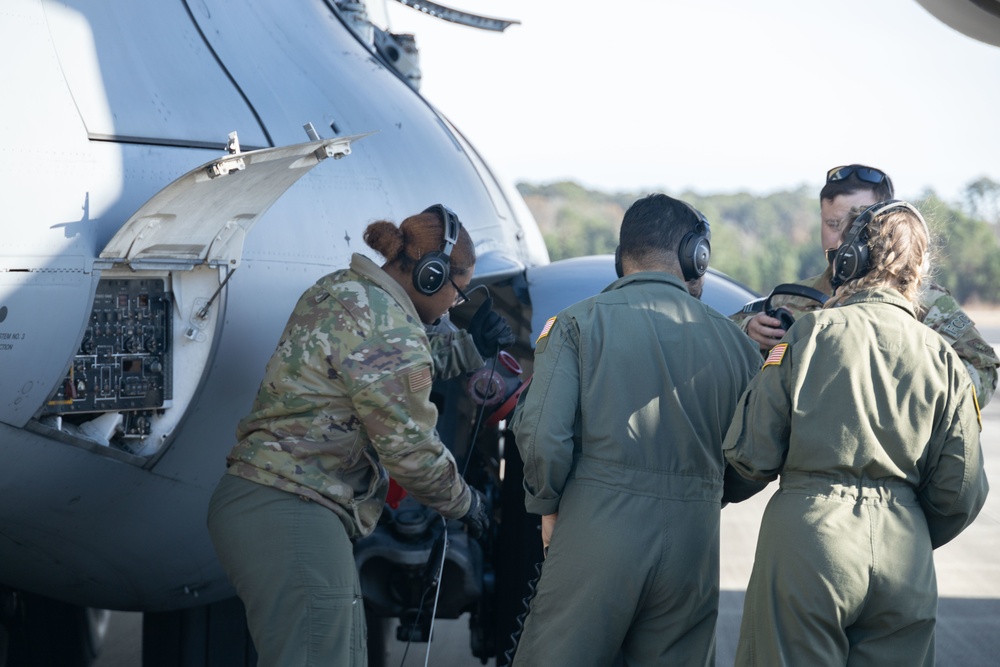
[536,316,557,344]
[763,343,788,369]
[406,366,433,393]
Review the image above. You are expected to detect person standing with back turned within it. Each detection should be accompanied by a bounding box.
[206,205,512,666]
[732,164,998,407]
[510,194,762,666]
[724,200,989,666]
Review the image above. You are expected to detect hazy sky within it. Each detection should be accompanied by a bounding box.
[384,0,1000,203]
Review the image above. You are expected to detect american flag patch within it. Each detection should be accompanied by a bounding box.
[406,366,433,393]
[763,343,788,369]
[536,316,557,344]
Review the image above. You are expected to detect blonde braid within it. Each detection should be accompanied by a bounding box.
[827,207,929,307]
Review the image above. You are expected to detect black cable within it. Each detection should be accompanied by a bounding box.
[462,350,500,478]
[397,517,448,667]
[396,289,500,666]
[397,584,432,666]
[501,560,544,667]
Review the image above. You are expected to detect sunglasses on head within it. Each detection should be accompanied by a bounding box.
[826,165,890,186]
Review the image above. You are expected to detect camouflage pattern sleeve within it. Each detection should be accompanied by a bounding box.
[428,329,484,381]
[729,301,761,334]
[729,273,832,338]
[229,265,473,535]
[346,332,471,519]
[918,283,999,407]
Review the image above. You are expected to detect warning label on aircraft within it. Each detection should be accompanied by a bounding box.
[0,331,25,351]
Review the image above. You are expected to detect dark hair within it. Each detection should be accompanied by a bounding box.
[363,210,476,276]
[820,164,895,202]
[619,194,700,266]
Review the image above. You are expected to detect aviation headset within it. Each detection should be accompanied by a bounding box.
[615,203,712,280]
[830,199,927,289]
[413,204,463,295]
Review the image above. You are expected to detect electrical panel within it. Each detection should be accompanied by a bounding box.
[46,279,172,426]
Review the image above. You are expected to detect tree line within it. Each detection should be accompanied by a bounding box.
[517,178,1000,305]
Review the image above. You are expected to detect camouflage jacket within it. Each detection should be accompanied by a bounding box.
[731,267,999,407]
[226,254,472,539]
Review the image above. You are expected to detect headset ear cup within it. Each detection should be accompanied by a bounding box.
[831,234,870,287]
[415,203,462,295]
[412,252,450,295]
[692,237,711,277]
[679,233,711,281]
[772,307,796,331]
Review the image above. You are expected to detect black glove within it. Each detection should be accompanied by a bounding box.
[468,296,515,358]
[460,487,490,540]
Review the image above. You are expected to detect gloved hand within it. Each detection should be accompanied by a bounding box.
[468,296,515,358]
[460,487,490,540]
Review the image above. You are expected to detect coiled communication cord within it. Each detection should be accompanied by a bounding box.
[501,560,543,667]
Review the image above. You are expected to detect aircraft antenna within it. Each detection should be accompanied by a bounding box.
[195,268,237,321]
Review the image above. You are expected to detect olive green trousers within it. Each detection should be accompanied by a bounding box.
[207,474,367,667]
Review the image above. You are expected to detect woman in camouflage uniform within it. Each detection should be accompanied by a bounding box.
[207,206,494,666]
[724,201,989,666]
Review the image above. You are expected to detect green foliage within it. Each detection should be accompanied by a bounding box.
[519,181,629,261]
[916,191,1000,304]
[542,209,618,260]
[963,176,1000,226]
[516,180,1000,304]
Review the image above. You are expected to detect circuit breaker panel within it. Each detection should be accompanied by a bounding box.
[46,278,172,424]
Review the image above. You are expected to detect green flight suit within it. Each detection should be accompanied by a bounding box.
[512,272,761,667]
[724,288,989,667]
[208,253,476,667]
[731,267,999,406]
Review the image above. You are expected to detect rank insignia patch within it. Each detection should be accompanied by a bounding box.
[763,343,788,369]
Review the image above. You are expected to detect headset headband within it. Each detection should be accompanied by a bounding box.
[412,204,463,296]
[422,204,461,258]
[849,200,927,244]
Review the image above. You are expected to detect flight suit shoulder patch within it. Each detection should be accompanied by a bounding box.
[535,316,557,353]
[763,342,788,369]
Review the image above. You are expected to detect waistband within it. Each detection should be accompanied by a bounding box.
[570,456,722,501]
[779,472,918,504]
